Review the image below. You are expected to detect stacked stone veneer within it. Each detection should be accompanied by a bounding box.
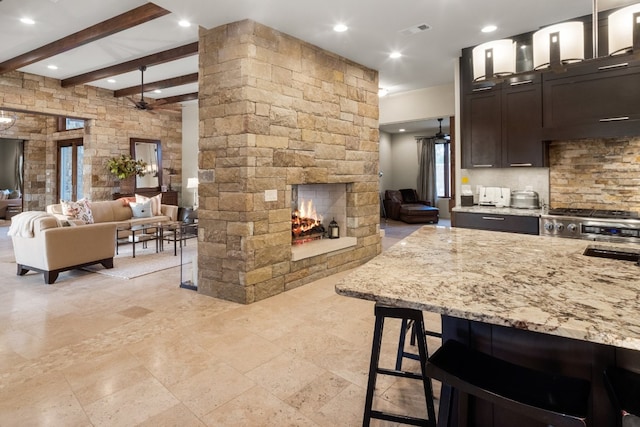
[549,137,640,211]
[0,72,183,209]
[198,20,381,304]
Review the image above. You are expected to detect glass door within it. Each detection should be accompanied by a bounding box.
[57,138,84,201]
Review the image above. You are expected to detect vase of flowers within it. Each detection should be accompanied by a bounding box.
[106,154,147,194]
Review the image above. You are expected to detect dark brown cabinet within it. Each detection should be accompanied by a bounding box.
[462,86,501,168]
[462,75,544,169]
[113,190,178,206]
[453,211,539,235]
[542,56,640,140]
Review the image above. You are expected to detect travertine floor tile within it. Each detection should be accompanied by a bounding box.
[0,221,441,426]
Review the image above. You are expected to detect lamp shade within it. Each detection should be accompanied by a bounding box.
[608,3,640,55]
[0,111,17,131]
[187,177,199,189]
[533,21,584,69]
[472,39,516,81]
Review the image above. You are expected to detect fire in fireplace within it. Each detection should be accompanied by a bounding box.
[292,199,326,244]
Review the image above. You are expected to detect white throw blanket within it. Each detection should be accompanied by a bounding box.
[7,211,52,238]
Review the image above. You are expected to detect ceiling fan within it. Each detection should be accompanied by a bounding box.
[432,118,450,142]
[126,65,169,112]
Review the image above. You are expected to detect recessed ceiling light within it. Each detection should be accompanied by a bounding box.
[389,51,402,59]
[399,129,406,132]
[47,65,58,70]
[154,89,162,94]
[107,79,116,83]
[20,17,35,25]
[481,25,497,33]
[378,88,388,97]
[333,23,348,32]
[178,20,191,28]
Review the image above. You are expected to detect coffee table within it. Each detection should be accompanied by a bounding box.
[116,222,162,258]
[161,221,198,256]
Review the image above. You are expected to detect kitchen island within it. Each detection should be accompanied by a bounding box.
[335,226,640,426]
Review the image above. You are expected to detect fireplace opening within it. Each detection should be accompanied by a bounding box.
[291,199,326,244]
[291,184,346,245]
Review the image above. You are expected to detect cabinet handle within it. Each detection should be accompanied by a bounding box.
[598,62,628,71]
[510,80,533,86]
[473,164,493,168]
[472,86,493,92]
[599,116,630,122]
[481,216,505,221]
[510,163,533,167]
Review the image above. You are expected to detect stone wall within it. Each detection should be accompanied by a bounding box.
[549,137,640,211]
[198,20,381,303]
[0,71,183,209]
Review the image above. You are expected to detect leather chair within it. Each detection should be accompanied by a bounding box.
[383,189,439,224]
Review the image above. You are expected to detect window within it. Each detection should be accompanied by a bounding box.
[435,141,451,198]
[57,117,85,132]
[57,139,84,201]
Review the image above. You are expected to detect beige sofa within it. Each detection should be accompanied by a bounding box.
[11,215,117,284]
[46,199,178,229]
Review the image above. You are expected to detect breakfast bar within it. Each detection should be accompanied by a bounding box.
[335,226,640,426]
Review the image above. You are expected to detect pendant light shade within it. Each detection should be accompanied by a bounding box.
[608,3,640,55]
[472,39,516,81]
[533,21,584,69]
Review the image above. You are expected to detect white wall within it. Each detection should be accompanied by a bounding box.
[380,83,455,126]
[379,131,392,194]
[181,102,199,207]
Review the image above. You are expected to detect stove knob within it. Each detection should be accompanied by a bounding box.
[555,223,565,232]
[544,222,555,231]
[567,223,577,233]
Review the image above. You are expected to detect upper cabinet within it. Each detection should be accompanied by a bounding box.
[542,56,640,140]
[461,4,640,167]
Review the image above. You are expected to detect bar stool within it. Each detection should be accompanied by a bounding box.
[395,318,441,371]
[363,304,437,427]
[604,366,640,427]
[426,340,590,427]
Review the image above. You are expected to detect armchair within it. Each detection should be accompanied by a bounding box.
[383,189,439,224]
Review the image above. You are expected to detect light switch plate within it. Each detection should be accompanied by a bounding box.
[265,189,277,202]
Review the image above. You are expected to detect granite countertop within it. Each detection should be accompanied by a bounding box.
[335,226,640,350]
[453,205,543,217]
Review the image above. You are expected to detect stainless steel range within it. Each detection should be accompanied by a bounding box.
[541,208,640,243]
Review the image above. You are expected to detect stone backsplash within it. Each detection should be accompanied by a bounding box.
[548,137,640,211]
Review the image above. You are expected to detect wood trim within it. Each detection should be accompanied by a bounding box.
[0,3,169,74]
[61,42,198,87]
[114,73,198,97]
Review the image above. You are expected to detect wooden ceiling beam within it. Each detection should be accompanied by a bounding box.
[0,3,170,74]
[156,92,199,105]
[61,42,198,87]
[114,73,199,97]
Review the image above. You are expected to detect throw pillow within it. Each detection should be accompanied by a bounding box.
[135,193,162,216]
[130,200,152,218]
[60,198,94,223]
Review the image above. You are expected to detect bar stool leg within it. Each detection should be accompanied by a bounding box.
[363,304,437,427]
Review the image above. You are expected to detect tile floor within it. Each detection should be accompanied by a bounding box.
[0,218,448,426]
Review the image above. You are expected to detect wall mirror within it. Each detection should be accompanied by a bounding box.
[130,138,162,191]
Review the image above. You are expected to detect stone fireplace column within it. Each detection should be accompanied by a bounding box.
[198,20,381,304]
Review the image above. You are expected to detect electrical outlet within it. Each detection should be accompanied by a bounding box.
[265,189,277,202]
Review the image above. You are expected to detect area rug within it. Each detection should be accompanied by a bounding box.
[83,244,196,279]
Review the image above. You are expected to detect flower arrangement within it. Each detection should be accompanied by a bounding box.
[106,154,148,180]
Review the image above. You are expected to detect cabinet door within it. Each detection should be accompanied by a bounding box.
[462,88,501,169]
[454,212,539,235]
[543,60,640,139]
[502,80,544,167]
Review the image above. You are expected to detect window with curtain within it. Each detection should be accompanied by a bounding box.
[435,141,451,198]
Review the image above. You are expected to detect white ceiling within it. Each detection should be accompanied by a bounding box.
[0,0,636,111]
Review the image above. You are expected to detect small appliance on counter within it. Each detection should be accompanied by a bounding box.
[477,186,510,207]
[461,185,474,206]
[510,189,540,209]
